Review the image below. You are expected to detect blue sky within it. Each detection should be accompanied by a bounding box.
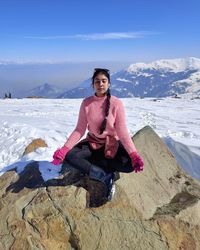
[1,0,200,62]
[0,0,200,96]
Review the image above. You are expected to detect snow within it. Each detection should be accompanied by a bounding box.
[116,78,132,83]
[0,97,200,182]
[127,57,200,73]
[137,73,153,77]
[175,71,200,93]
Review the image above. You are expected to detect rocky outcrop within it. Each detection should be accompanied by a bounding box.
[0,126,200,250]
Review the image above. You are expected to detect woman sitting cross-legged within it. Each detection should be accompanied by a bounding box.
[52,68,144,206]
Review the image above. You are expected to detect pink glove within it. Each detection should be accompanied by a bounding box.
[51,146,70,165]
[129,151,144,173]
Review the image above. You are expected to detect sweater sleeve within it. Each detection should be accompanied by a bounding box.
[64,99,87,149]
[114,99,137,154]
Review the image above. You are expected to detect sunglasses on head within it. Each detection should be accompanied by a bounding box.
[94,68,110,73]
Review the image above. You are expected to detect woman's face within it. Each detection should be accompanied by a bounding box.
[93,73,110,97]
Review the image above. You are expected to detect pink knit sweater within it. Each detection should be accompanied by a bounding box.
[64,95,137,155]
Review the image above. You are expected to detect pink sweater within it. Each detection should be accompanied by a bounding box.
[64,95,137,155]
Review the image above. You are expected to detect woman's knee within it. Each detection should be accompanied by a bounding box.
[65,148,79,162]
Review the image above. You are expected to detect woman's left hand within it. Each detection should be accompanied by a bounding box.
[129,151,144,173]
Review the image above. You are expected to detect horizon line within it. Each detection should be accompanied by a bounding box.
[0,56,199,66]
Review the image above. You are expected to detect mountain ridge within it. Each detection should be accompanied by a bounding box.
[127,57,200,73]
[59,57,200,98]
[23,57,200,98]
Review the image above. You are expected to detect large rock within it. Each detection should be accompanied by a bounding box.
[119,126,200,220]
[0,126,200,250]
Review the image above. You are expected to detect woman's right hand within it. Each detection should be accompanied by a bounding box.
[51,146,70,165]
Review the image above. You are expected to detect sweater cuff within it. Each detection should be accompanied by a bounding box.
[129,151,138,158]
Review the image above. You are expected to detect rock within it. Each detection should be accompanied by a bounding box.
[157,218,200,250]
[0,126,200,249]
[23,138,48,156]
[119,126,200,220]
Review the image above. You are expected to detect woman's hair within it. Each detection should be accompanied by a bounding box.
[92,68,110,84]
[92,68,111,134]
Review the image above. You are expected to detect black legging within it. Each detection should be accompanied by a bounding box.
[65,141,134,175]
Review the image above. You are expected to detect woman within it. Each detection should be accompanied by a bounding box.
[52,68,144,204]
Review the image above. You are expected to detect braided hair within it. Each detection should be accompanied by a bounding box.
[92,68,111,134]
[99,88,111,134]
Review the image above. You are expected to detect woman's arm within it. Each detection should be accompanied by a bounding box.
[115,99,144,173]
[114,99,137,154]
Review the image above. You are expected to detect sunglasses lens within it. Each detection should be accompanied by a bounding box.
[94,68,110,73]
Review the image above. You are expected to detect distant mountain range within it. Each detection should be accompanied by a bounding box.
[25,57,200,98]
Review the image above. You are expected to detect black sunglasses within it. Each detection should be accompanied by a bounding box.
[94,68,110,73]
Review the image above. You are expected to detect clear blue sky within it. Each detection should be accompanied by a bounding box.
[1,0,200,63]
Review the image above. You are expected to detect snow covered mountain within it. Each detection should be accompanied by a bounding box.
[25,83,63,98]
[59,57,200,98]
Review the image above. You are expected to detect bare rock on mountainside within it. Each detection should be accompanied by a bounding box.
[1,126,200,250]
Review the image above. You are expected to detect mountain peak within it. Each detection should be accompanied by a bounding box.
[127,57,200,73]
[26,83,63,98]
